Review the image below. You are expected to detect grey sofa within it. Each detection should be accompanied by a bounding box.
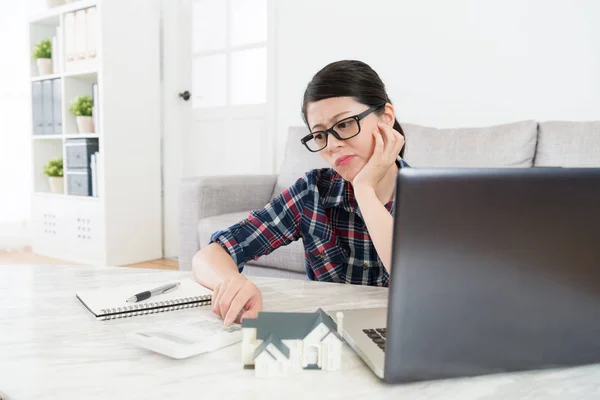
[179,120,600,278]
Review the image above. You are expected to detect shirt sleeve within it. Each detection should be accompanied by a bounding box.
[208,175,310,271]
[382,271,390,287]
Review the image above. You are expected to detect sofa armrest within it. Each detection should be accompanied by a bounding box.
[178,174,278,271]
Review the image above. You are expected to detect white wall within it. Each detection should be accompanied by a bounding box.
[162,0,599,259]
[274,0,600,169]
[12,0,599,257]
[0,1,33,249]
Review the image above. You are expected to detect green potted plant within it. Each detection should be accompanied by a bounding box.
[69,95,94,133]
[33,39,53,76]
[44,158,64,194]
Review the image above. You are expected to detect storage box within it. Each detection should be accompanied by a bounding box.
[66,168,92,196]
[65,138,99,169]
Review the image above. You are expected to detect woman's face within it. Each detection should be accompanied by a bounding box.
[306,96,395,182]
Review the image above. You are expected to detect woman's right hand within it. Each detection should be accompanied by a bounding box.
[212,274,263,326]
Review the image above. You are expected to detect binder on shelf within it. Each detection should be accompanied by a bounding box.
[90,151,98,197]
[56,25,64,73]
[64,11,75,63]
[32,82,44,135]
[52,79,62,135]
[42,80,54,135]
[64,7,99,72]
[86,7,98,59]
[74,10,86,61]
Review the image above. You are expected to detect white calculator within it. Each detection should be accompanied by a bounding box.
[127,318,243,359]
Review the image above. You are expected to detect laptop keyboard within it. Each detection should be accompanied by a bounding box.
[363,328,386,350]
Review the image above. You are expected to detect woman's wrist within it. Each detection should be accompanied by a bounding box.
[353,184,377,203]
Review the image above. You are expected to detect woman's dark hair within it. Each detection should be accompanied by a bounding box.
[301,60,405,158]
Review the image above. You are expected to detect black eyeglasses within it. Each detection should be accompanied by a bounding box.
[301,104,385,152]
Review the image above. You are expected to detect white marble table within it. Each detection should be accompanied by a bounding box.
[1,265,600,400]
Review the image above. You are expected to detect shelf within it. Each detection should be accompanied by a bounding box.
[63,70,98,80]
[65,133,99,139]
[30,0,98,24]
[32,73,62,82]
[33,134,63,140]
[32,134,100,140]
[67,194,100,202]
[34,192,65,198]
[31,70,98,82]
[35,192,100,201]
[29,0,163,266]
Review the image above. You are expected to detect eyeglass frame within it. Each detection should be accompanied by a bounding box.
[300,104,386,153]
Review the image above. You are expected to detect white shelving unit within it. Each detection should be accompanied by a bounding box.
[28,0,162,266]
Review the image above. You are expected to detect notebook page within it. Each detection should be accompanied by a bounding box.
[77,279,212,315]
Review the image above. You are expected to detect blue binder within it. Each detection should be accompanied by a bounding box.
[32,82,44,135]
[42,80,53,135]
[52,79,62,135]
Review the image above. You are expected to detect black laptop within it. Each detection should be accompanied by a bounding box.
[328,167,600,383]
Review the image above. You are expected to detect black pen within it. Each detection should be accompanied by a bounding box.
[126,282,180,303]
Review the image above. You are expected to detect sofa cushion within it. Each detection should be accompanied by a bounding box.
[401,120,538,167]
[198,211,306,274]
[534,121,600,167]
[271,126,329,199]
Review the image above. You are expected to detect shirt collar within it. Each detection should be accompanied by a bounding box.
[321,170,354,212]
[321,170,398,215]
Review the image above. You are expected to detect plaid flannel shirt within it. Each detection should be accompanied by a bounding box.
[210,159,409,287]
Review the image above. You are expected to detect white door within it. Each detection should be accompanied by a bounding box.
[161,0,275,257]
[305,346,318,365]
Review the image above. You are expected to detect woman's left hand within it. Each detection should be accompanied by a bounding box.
[352,122,405,190]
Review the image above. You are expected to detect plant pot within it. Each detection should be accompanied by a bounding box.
[46,0,65,7]
[36,58,53,76]
[48,177,64,194]
[76,116,94,133]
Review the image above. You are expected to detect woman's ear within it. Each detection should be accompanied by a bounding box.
[382,103,395,126]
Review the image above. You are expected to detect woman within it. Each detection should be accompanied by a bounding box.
[192,60,407,326]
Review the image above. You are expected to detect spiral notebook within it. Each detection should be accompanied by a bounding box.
[76,278,212,321]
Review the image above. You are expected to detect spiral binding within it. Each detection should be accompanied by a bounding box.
[99,295,211,321]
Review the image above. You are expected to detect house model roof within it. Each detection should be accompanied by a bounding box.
[242,308,343,361]
[253,334,290,360]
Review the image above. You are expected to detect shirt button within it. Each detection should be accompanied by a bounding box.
[239,220,246,226]
[319,253,326,259]
[363,262,369,269]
